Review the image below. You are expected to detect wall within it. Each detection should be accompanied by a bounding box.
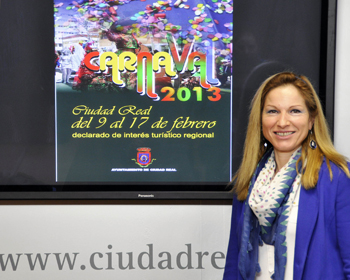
[334,0,350,159]
[0,201,232,279]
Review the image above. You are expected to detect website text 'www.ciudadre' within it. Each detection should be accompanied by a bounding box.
[0,244,226,272]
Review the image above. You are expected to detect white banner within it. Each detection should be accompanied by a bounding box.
[0,204,232,280]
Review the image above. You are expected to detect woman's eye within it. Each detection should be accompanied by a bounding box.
[291,109,301,113]
[267,110,277,114]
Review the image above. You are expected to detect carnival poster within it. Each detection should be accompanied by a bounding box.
[54,0,233,183]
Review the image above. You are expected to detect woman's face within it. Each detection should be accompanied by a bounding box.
[262,84,314,157]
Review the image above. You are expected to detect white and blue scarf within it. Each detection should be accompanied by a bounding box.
[238,148,302,280]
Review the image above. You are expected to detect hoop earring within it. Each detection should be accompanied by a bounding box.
[309,130,317,150]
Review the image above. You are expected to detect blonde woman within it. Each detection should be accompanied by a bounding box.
[223,72,350,280]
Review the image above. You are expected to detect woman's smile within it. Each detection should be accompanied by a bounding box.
[274,131,294,136]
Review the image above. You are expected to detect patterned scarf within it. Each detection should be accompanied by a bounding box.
[238,148,302,280]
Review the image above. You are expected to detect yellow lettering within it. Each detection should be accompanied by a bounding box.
[119,52,137,73]
[154,52,176,77]
[100,52,123,85]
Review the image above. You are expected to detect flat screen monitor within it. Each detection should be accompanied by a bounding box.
[0,0,335,199]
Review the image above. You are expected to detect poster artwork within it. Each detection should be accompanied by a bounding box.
[54,0,233,183]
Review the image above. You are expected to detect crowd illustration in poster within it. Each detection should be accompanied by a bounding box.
[54,0,232,93]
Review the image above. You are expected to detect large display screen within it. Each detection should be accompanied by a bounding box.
[0,0,334,199]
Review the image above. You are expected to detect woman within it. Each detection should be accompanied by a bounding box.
[223,72,350,280]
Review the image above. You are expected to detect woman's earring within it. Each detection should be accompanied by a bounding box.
[309,130,317,150]
[310,139,317,150]
[262,135,268,148]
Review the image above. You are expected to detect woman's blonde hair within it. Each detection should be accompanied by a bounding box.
[232,71,350,201]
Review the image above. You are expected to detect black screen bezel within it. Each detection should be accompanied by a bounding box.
[0,0,336,200]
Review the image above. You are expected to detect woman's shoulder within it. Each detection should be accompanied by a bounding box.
[319,158,350,186]
[321,157,350,171]
[310,159,350,208]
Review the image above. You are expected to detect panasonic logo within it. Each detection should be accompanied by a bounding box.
[138,194,155,198]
